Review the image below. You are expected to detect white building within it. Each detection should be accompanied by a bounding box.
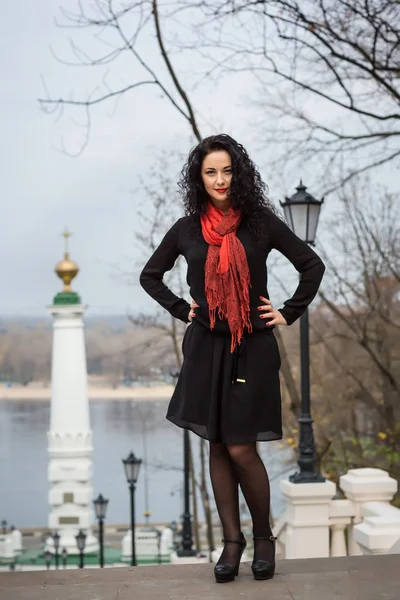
[46,230,98,554]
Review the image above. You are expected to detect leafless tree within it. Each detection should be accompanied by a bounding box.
[38,0,202,155]
[313,184,399,477]
[0,322,52,385]
[266,179,400,478]
[189,0,400,193]
[128,153,188,368]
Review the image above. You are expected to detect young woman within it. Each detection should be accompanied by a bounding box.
[140,134,325,583]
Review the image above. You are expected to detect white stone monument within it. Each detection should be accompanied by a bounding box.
[46,229,98,555]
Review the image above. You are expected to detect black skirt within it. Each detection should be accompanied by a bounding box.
[166,320,282,444]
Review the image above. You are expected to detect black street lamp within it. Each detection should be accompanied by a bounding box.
[93,493,109,568]
[170,371,195,557]
[51,531,60,569]
[75,529,87,569]
[281,181,326,484]
[1,520,7,534]
[122,451,142,566]
[281,180,324,245]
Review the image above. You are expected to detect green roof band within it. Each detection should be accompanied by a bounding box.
[53,291,81,305]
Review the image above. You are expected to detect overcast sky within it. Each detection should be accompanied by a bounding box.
[2,1,398,318]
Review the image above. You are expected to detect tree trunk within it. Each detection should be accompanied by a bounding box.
[199,438,215,558]
[275,327,301,418]
[188,435,200,552]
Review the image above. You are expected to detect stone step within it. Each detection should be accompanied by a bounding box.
[0,554,398,600]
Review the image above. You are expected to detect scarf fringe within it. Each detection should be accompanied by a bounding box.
[204,233,252,353]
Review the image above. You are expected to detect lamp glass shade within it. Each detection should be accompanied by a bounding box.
[52,531,61,550]
[282,204,294,232]
[289,203,309,242]
[93,494,109,520]
[123,452,142,485]
[281,181,323,244]
[306,203,321,244]
[75,529,87,552]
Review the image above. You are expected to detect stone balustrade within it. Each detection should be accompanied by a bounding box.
[121,528,165,563]
[2,469,399,567]
[277,467,400,560]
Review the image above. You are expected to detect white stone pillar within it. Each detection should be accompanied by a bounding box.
[339,468,397,556]
[280,479,336,559]
[47,303,98,555]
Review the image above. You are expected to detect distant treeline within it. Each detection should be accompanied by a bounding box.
[0,316,176,387]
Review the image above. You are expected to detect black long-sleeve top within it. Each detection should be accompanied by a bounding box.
[139,210,325,335]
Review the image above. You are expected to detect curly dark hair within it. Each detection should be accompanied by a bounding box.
[178,133,277,243]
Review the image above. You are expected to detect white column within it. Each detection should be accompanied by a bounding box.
[49,305,90,433]
[329,499,355,557]
[339,468,397,556]
[330,523,347,557]
[280,479,336,559]
[47,304,98,554]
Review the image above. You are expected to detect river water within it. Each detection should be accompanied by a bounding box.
[0,399,294,529]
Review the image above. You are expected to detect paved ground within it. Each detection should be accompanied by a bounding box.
[0,554,398,600]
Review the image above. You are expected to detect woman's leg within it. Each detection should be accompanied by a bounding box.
[209,442,242,564]
[226,442,274,563]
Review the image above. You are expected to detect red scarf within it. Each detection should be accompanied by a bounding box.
[200,202,252,352]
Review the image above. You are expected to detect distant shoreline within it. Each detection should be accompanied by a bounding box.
[0,383,173,402]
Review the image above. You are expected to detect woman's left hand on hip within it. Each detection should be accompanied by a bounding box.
[258,296,287,326]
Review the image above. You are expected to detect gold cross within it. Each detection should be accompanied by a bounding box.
[62,227,72,256]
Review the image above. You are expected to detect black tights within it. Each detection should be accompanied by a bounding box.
[209,442,274,564]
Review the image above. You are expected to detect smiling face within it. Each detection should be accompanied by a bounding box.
[201,150,232,213]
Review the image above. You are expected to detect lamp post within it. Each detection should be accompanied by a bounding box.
[122,451,142,566]
[51,531,60,569]
[170,371,195,557]
[93,493,109,568]
[75,529,87,569]
[281,181,325,484]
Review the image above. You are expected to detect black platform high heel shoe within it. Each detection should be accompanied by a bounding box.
[214,532,247,584]
[251,535,277,581]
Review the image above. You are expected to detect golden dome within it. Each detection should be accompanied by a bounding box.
[55,229,79,293]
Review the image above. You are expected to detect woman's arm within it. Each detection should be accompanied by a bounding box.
[139,219,191,323]
[268,211,325,325]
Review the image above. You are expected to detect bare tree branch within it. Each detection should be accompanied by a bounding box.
[39,0,203,153]
[188,0,400,189]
